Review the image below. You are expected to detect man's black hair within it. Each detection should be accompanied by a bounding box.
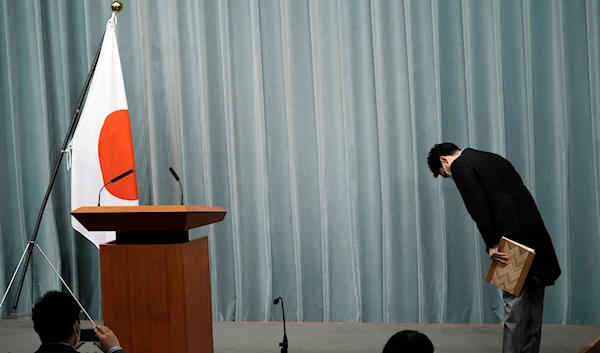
[426,142,460,178]
[382,330,434,353]
[32,290,80,343]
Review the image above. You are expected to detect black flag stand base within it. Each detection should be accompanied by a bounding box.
[0,242,31,316]
[0,31,105,318]
[0,241,95,323]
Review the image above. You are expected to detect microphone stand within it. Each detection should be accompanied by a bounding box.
[98,182,111,206]
[0,29,106,317]
[97,169,134,206]
[274,297,288,353]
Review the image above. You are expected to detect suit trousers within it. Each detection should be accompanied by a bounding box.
[502,280,545,353]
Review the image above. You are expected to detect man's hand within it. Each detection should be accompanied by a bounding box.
[74,340,85,350]
[488,244,509,265]
[93,326,121,353]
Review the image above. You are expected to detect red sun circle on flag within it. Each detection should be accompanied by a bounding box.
[98,109,139,200]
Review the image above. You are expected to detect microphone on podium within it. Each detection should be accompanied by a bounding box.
[273,297,288,353]
[169,167,184,205]
[97,169,134,206]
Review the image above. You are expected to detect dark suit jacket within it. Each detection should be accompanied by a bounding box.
[35,343,124,353]
[451,148,561,286]
[34,344,78,353]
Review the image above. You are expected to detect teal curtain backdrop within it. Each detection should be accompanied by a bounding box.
[1,0,599,324]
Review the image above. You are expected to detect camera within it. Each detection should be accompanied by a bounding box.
[80,328,99,342]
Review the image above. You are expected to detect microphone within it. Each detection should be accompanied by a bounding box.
[273,297,288,353]
[169,167,184,205]
[97,169,134,206]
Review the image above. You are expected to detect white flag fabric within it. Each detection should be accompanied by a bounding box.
[70,16,139,247]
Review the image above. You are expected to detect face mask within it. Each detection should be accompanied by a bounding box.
[74,322,81,341]
[441,159,452,178]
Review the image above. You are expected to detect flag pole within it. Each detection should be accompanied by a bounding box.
[2,1,124,317]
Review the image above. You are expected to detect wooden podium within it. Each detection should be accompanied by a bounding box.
[71,205,226,353]
[580,337,600,353]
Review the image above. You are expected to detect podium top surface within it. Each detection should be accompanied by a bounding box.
[71,205,226,232]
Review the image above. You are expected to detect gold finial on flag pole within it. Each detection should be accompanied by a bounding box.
[111,1,123,13]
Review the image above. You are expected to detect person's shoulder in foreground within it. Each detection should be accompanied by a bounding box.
[32,290,125,353]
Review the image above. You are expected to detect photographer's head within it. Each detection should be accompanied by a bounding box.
[32,291,81,346]
[383,330,434,353]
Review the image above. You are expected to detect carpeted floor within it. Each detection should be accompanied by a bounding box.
[1,319,598,353]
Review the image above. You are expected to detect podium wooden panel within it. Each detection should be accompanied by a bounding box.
[579,337,600,353]
[72,206,226,353]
